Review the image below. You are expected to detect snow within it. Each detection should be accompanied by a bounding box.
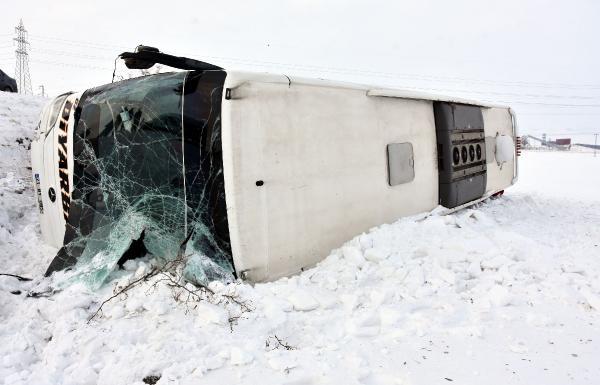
[512,150,600,202]
[1,92,600,385]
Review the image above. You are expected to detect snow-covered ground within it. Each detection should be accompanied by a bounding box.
[1,92,599,385]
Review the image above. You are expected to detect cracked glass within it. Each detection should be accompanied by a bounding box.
[45,70,234,288]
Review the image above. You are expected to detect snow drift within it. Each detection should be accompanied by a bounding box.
[1,91,600,385]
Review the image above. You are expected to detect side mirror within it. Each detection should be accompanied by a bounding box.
[122,45,160,69]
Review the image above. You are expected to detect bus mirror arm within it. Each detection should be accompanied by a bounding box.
[119,45,223,72]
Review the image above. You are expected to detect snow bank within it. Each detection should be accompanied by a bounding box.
[0,92,46,181]
[1,93,600,385]
[0,92,55,291]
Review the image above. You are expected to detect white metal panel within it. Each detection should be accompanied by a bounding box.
[44,117,64,246]
[496,135,515,163]
[483,107,515,193]
[222,76,438,282]
[367,89,506,108]
[32,93,80,248]
[31,138,56,246]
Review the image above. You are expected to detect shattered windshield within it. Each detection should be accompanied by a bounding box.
[46,71,233,288]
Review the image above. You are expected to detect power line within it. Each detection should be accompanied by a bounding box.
[30,47,114,61]
[14,19,32,94]
[28,34,129,51]
[21,34,600,90]
[23,60,600,108]
[186,52,600,90]
[14,34,600,109]
[29,59,113,71]
[21,48,600,106]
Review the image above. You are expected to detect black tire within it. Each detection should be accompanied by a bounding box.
[2,86,13,92]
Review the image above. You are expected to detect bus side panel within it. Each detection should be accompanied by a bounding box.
[222,80,438,282]
[45,106,67,247]
[32,94,79,248]
[483,107,516,194]
[31,140,56,246]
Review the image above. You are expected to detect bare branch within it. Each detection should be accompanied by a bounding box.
[87,266,159,322]
[266,335,297,351]
[0,273,32,281]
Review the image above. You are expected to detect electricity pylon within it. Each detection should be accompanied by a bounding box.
[14,19,33,95]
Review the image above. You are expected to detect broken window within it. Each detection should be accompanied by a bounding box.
[45,71,234,289]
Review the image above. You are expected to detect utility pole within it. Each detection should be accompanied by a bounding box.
[14,19,32,95]
[39,85,45,97]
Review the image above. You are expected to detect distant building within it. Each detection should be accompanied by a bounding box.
[521,135,571,151]
[552,138,571,150]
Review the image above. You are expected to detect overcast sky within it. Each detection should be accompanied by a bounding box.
[1,0,599,142]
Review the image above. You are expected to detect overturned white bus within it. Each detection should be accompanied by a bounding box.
[31,48,519,286]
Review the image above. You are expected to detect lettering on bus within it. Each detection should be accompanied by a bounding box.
[57,99,74,220]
